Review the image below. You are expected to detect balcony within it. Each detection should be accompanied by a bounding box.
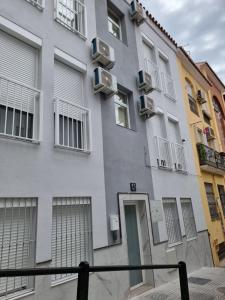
[161,72,176,100]
[144,58,161,90]
[197,143,225,175]
[55,0,86,38]
[155,136,187,172]
[0,74,41,143]
[54,98,91,153]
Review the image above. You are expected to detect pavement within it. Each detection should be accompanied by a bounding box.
[131,267,225,300]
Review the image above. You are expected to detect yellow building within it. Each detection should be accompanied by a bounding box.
[177,48,225,265]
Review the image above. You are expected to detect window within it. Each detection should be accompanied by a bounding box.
[114,92,130,128]
[0,31,40,142]
[0,198,37,298]
[51,197,93,282]
[159,55,175,99]
[203,111,211,125]
[55,0,86,37]
[204,183,219,220]
[218,185,225,217]
[185,79,198,116]
[162,198,182,245]
[54,61,90,152]
[108,9,122,40]
[180,198,197,240]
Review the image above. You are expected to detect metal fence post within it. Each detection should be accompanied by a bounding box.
[76,261,90,300]
[178,261,190,300]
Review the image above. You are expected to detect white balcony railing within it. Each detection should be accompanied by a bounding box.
[54,98,91,152]
[55,0,86,38]
[161,72,176,100]
[155,136,173,169]
[0,74,41,142]
[26,0,45,9]
[144,58,161,90]
[171,142,187,173]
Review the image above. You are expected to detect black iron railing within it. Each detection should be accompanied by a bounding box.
[0,261,189,300]
[197,143,225,172]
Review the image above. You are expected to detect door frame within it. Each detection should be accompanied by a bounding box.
[118,193,154,289]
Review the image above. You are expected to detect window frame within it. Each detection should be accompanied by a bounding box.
[218,185,225,217]
[180,198,197,241]
[204,182,219,221]
[162,198,182,247]
[114,91,131,129]
[107,9,122,41]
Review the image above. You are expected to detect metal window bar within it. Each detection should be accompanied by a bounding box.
[163,198,182,245]
[155,136,173,169]
[204,183,219,221]
[0,75,40,142]
[54,98,90,152]
[180,199,197,240]
[0,261,190,300]
[0,198,37,298]
[161,72,176,100]
[188,95,199,116]
[144,58,161,90]
[172,143,187,172]
[25,0,45,10]
[55,0,86,37]
[218,185,225,217]
[51,197,93,283]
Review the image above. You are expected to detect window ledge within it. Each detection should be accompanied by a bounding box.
[3,289,34,300]
[167,241,183,248]
[54,144,91,154]
[186,236,197,242]
[51,275,78,288]
[164,93,176,102]
[0,133,40,145]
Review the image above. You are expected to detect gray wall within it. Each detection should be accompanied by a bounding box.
[95,0,154,244]
[0,0,108,263]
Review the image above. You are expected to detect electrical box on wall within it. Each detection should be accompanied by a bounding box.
[110,214,119,231]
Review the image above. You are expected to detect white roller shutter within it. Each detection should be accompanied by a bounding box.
[54,61,83,105]
[0,31,37,87]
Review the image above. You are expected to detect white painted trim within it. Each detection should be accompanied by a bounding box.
[158,48,169,61]
[54,48,87,73]
[141,32,154,48]
[0,16,42,47]
[156,106,164,115]
[167,112,179,123]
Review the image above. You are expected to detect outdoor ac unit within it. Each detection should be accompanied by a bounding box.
[157,159,168,168]
[139,95,156,118]
[138,70,154,94]
[197,90,207,104]
[204,127,215,140]
[176,163,183,171]
[91,37,115,70]
[93,67,118,96]
[130,0,146,25]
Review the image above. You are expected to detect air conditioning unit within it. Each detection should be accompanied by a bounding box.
[91,37,115,70]
[130,0,146,25]
[138,70,154,94]
[157,159,168,168]
[139,95,156,118]
[197,90,207,104]
[204,127,215,140]
[176,163,183,171]
[93,67,117,96]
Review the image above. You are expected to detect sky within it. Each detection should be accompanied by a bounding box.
[141,0,225,84]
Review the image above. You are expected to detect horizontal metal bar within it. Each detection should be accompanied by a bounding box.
[0,74,41,93]
[0,264,180,278]
[54,98,90,113]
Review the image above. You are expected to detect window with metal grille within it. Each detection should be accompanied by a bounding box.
[25,0,45,10]
[0,198,37,298]
[162,198,182,246]
[55,0,86,37]
[204,183,219,221]
[51,197,93,283]
[180,198,197,240]
[218,185,225,217]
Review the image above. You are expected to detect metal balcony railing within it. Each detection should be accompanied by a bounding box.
[172,142,187,173]
[0,74,41,143]
[144,58,161,90]
[197,143,225,172]
[55,0,86,38]
[161,72,176,100]
[155,136,173,169]
[54,98,91,152]
[26,0,45,9]
[0,261,190,300]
